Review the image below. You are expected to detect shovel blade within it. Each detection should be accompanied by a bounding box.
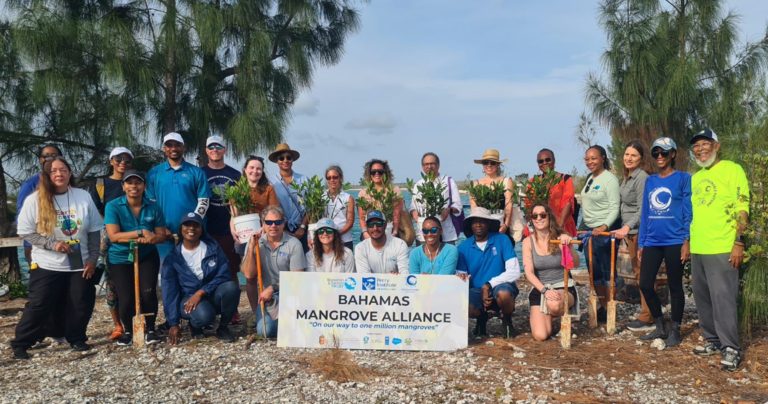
[132,317,145,348]
[606,300,617,335]
[560,316,572,349]
[588,294,598,329]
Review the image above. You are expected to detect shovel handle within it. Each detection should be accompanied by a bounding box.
[548,240,582,245]
[578,230,612,237]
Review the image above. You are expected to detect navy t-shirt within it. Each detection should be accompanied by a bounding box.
[202,165,241,236]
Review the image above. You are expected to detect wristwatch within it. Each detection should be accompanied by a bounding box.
[300,224,307,230]
[137,229,144,238]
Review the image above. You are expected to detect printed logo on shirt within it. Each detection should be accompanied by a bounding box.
[208,260,216,267]
[693,179,717,207]
[208,175,236,207]
[649,186,673,214]
[57,208,80,237]
[491,246,497,256]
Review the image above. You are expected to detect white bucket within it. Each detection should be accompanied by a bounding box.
[308,222,319,242]
[233,213,261,244]
[415,217,426,243]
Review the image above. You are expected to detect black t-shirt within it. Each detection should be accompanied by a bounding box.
[89,177,125,216]
[202,165,241,236]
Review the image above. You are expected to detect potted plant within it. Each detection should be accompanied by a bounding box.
[406,172,447,242]
[216,176,261,243]
[356,178,402,236]
[466,179,507,222]
[292,175,331,239]
[523,169,560,214]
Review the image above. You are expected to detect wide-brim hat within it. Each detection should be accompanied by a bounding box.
[462,207,501,237]
[268,143,301,163]
[473,148,507,164]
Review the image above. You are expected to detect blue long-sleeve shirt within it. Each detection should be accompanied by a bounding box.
[638,171,692,248]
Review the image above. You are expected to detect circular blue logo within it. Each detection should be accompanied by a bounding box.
[344,277,357,290]
[406,275,417,286]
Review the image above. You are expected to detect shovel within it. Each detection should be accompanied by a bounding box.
[127,240,153,348]
[586,236,598,329]
[550,239,581,349]
[253,240,269,339]
[606,235,617,335]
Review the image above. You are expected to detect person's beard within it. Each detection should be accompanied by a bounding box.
[694,151,718,168]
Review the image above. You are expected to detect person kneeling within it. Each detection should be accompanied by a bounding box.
[161,212,240,344]
[523,204,578,341]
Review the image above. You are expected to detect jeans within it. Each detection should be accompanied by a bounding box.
[180,281,240,329]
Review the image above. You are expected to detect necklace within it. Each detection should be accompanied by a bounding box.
[424,243,442,274]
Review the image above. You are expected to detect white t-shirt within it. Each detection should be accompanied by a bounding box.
[17,187,103,272]
[325,191,353,243]
[354,236,410,274]
[409,175,462,242]
[306,247,355,273]
[182,243,208,280]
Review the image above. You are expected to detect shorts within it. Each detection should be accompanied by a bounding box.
[469,282,519,311]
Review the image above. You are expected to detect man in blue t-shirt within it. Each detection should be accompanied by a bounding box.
[146,132,211,260]
[201,135,242,324]
[457,207,521,338]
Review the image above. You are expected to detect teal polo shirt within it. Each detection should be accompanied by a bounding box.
[104,196,166,264]
[145,161,211,233]
[456,232,516,289]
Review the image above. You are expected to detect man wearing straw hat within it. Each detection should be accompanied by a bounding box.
[268,143,309,252]
[457,207,522,338]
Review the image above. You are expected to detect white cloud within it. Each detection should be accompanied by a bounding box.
[344,115,397,135]
[293,96,320,116]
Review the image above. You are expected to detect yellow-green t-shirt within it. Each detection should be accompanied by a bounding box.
[690,160,750,254]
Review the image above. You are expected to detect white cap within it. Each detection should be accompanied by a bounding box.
[163,132,185,145]
[109,147,134,159]
[206,135,225,147]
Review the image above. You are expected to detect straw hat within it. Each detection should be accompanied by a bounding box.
[473,149,507,164]
[462,207,501,237]
[268,143,301,163]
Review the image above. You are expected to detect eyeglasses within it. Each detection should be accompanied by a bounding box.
[422,227,440,235]
[692,141,714,151]
[368,221,386,229]
[537,157,553,164]
[584,178,594,193]
[651,149,670,158]
[50,168,70,174]
[113,156,132,164]
[316,228,335,235]
[264,219,285,226]
[370,169,385,176]
[482,161,499,166]
[277,155,293,162]
[326,175,340,180]
[207,144,225,151]
[531,213,548,220]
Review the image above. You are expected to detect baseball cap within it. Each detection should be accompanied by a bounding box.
[206,135,225,147]
[109,147,134,159]
[315,218,337,231]
[180,212,204,227]
[163,132,185,145]
[365,210,386,223]
[121,169,145,183]
[690,128,718,144]
[651,137,677,151]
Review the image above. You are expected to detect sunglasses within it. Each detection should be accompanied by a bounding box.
[531,213,548,220]
[651,149,671,158]
[584,178,594,193]
[264,219,285,226]
[316,228,335,235]
[368,221,386,229]
[537,157,553,164]
[482,160,499,166]
[370,169,385,176]
[278,155,293,162]
[207,144,225,150]
[326,175,340,180]
[422,227,440,235]
[113,156,133,164]
[41,153,59,161]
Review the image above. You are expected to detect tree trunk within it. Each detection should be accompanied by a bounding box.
[162,0,178,135]
[0,157,21,283]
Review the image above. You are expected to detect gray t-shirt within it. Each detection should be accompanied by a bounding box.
[258,233,307,289]
[620,168,648,234]
[354,236,410,274]
[306,247,355,273]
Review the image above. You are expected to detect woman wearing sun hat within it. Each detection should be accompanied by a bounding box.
[470,149,519,241]
[306,218,355,273]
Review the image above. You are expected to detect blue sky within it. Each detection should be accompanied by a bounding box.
[275,0,768,183]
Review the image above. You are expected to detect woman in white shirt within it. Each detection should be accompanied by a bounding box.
[324,165,355,250]
[12,157,103,359]
[306,218,355,273]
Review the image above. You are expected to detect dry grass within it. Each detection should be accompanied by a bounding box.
[300,348,374,383]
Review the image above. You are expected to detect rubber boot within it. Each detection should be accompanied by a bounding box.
[473,312,488,337]
[665,321,681,347]
[640,317,667,340]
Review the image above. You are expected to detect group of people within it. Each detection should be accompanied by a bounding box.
[9,129,749,372]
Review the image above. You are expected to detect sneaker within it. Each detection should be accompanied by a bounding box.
[116,332,132,346]
[626,319,655,332]
[190,326,205,339]
[145,331,161,345]
[693,341,722,356]
[30,339,48,350]
[720,347,741,371]
[109,324,124,341]
[70,342,91,352]
[52,337,67,345]
[230,312,242,325]
[13,347,30,360]
[216,326,235,343]
[639,319,667,341]
[664,322,682,347]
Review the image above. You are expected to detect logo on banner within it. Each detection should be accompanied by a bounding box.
[406,275,417,286]
[363,336,370,344]
[384,336,390,345]
[344,277,357,290]
[392,338,402,345]
[362,277,377,291]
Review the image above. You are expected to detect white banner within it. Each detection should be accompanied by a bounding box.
[277,272,468,351]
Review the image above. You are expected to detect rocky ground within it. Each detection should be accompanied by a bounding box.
[0,282,766,404]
